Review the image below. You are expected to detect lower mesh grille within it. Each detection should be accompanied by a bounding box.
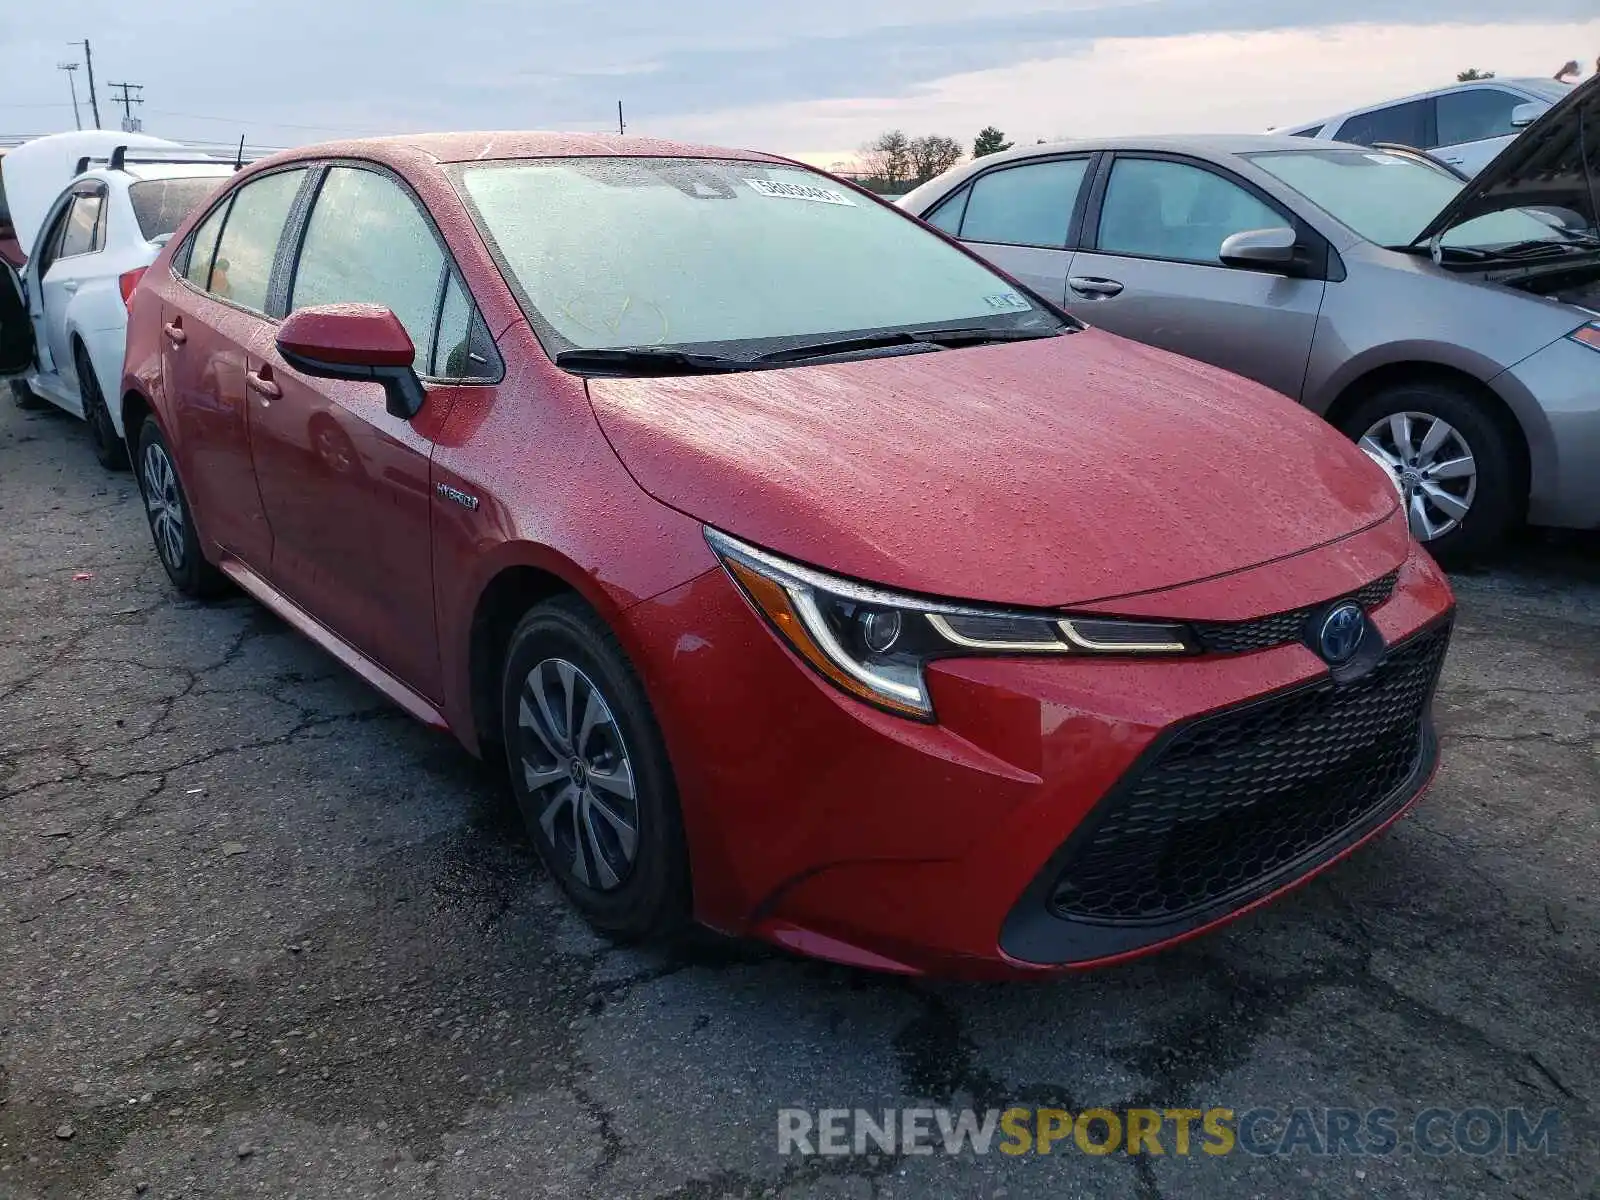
[1048,622,1450,923]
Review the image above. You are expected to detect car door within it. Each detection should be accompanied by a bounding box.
[22,201,73,377]
[1433,87,1529,171]
[164,167,309,570]
[249,163,490,698]
[1067,154,1327,400]
[923,155,1096,305]
[0,260,34,377]
[39,184,109,395]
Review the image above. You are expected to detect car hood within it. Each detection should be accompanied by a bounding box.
[1413,72,1599,247]
[587,331,1400,608]
[0,131,183,255]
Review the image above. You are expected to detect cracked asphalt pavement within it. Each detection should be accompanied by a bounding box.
[1,396,1596,1200]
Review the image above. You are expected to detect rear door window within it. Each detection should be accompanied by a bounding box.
[957,159,1089,248]
[182,199,232,290]
[1333,100,1432,148]
[129,176,226,241]
[206,169,307,313]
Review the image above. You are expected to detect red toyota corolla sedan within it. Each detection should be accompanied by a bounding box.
[94,133,1454,976]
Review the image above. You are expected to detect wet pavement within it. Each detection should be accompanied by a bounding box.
[0,396,1596,1199]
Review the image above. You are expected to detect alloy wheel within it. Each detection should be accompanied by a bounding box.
[1358,411,1478,542]
[141,442,186,570]
[516,657,639,891]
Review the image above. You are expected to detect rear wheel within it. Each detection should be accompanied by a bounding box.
[1340,381,1520,563]
[135,418,226,598]
[77,344,127,470]
[500,595,690,942]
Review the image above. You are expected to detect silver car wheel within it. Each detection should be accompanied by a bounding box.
[1359,411,1478,542]
[516,657,639,892]
[141,442,186,570]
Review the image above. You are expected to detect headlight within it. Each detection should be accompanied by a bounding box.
[1569,321,1600,351]
[705,528,1196,720]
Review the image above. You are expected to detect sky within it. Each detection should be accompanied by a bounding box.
[1,2,1597,166]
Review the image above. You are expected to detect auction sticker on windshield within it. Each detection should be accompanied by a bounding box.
[745,178,857,206]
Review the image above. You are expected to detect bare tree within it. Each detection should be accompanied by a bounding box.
[859,130,912,189]
[908,134,963,183]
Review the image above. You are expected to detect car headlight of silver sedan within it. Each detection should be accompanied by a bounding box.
[704,528,1196,719]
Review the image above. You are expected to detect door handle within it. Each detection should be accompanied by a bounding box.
[62,280,79,293]
[163,321,187,345]
[246,368,281,400]
[1068,276,1124,298]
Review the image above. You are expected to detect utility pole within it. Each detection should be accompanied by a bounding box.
[108,81,144,132]
[617,100,625,136]
[72,39,102,128]
[57,62,82,130]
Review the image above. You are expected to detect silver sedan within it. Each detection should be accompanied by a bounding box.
[898,78,1600,559]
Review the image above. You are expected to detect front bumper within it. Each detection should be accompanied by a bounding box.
[620,526,1456,977]
[1496,334,1600,530]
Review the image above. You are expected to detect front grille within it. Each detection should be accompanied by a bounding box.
[1048,622,1449,923]
[1193,571,1399,655]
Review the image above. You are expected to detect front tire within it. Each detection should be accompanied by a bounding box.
[76,345,127,470]
[1340,381,1520,563]
[500,595,690,942]
[135,418,226,598]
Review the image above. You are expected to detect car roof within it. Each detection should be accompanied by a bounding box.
[252,130,790,169]
[1289,77,1565,130]
[910,132,1335,193]
[79,163,238,188]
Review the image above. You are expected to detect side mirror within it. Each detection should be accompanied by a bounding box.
[1509,102,1543,129]
[1219,226,1301,273]
[276,304,425,419]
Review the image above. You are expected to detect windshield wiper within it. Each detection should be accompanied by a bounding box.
[753,325,1061,365]
[554,347,744,377]
[556,325,1064,375]
[1414,235,1600,262]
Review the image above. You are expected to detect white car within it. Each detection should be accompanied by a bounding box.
[1,131,234,467]
[1275,77,1573,177]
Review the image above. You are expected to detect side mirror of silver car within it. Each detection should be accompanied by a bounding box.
[1218,226,1300,272]
[1510,102,1543,129]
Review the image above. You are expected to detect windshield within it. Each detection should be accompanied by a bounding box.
[1247,148,1578,249]
[128,176,226,241]
[1511,79,1574,104]
[454,157,1061,356]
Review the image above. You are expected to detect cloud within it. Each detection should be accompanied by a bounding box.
[0,0,1594,155]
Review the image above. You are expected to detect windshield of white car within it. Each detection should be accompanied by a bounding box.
[1246,148,1587,253]
[453,156,1066,362]
[1511,79,1574,103]
[128,177,225,242]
